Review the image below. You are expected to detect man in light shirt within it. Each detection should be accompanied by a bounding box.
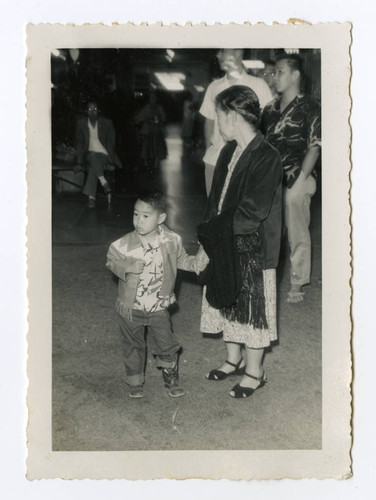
[75,101,122,208]
[199,49,273,196]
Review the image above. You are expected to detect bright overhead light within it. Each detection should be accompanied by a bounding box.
[69,49,80,62]
[166,49,175,59]
[243,60,265,70]
[284,49,300,54]
[51,49,66,61]
[155,72,186,91]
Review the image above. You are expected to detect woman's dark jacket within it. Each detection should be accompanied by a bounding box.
[198,132,282,315]
[204,132,282,269]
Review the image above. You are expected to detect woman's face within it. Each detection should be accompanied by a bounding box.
[216,107,235,141]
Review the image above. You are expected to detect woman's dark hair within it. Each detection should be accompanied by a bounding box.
[136,189,167,213]
[215,85,261,128]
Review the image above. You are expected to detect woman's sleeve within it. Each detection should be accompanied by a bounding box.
[233,148,282,235]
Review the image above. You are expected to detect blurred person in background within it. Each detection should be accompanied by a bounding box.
[199,49,273,196]
[262,60,279,99]
[136,91,167,177]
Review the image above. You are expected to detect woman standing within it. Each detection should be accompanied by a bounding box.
[198,85,282,398]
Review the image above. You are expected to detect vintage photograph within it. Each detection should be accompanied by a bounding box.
[26,23,351,480]
[51,46,322,452]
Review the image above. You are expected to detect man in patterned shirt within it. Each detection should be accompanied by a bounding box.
[261,53,321,303]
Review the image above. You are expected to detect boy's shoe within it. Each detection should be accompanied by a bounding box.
[161,363,185,398]
[129,385,144,399]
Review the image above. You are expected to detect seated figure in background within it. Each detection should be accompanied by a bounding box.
[75,100,123,208]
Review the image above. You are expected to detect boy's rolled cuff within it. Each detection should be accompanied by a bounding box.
[156,354,178,369]
[125,373,145,387]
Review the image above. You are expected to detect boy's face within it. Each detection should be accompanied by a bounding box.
[133,199,166,240]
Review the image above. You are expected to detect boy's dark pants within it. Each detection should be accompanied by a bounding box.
[117,309,181,386]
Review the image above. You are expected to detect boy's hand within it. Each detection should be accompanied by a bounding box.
[193,245,210,275]
[194,259,208,274]
[132,258,146,274]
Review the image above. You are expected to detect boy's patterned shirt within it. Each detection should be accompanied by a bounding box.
[261,94,321,188]
[133,238,165,312]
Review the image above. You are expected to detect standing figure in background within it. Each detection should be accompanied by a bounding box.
[75,101,123,208]
[261,53,321,303]
[262,60,279,99]
[199,49,273,196]
[136,92,167,176]
[181,92,195,152]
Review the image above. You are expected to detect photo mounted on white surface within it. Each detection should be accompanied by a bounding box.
[26,22,351,480]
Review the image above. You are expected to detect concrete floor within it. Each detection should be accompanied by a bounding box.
[52,126,322,451]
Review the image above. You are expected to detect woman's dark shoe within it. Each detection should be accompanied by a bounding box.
[206,359,245,381]
[229,372,267,398]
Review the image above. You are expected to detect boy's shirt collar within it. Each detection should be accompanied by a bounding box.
[120,225,168,251]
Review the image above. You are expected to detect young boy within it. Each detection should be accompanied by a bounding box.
[106,190,205,399]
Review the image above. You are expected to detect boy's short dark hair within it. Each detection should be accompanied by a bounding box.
[136,190,167,213]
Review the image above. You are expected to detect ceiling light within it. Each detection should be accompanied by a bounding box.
[243,60,265,70]
[51,49,66,61]
[155,72,186,91]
